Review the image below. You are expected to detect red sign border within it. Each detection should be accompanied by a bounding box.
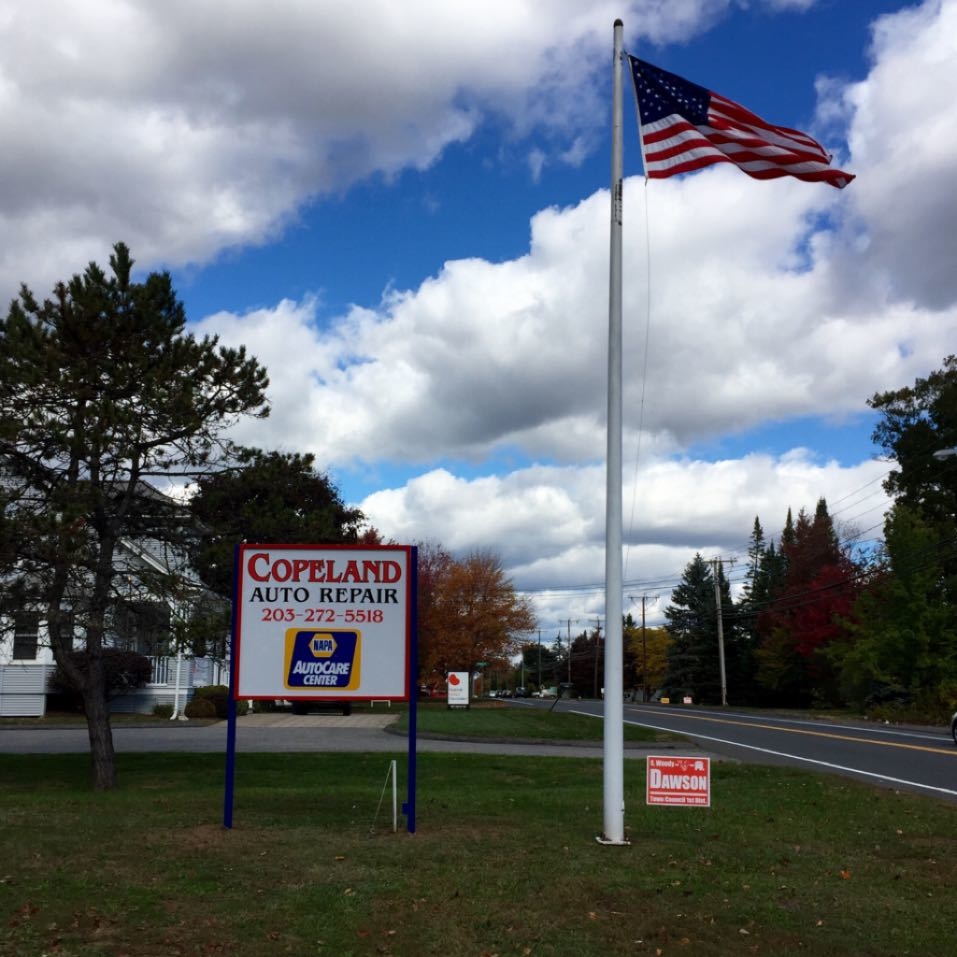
[231,542,414,702]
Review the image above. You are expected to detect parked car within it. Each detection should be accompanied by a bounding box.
[513,686,529,698]
[289,700,352,716]
[951,711,957,746]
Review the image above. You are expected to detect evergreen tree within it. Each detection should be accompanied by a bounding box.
[187,447,368,598]
[664,554,731,704]
[742,517,766,604]
[0,244,268,789]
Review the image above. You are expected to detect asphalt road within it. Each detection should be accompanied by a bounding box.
[0,711,676,760]
[4,704,956,804]
[517,698,957,803]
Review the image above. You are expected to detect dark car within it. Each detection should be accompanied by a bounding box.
[951,711,957,746]
[289,700,352,716]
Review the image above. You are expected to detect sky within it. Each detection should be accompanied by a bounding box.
[3,0,956,639]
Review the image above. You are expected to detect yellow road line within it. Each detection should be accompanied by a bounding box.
[641,709,957,757]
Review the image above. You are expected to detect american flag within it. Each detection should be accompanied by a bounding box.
[627,55,854,189]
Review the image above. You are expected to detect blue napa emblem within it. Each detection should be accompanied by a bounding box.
[283,629,361,690]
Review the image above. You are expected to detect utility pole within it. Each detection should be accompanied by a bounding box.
[566,619,573,683]
[629,594,659,702]
[640,595,656,702]
[593,619,603,699]
[712,559,728,707]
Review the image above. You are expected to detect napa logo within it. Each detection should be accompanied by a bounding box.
[309,635,336,656]
[284,629,361,690]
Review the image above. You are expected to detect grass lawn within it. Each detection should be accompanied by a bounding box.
[397,700,671,743]
[1,747,955,957]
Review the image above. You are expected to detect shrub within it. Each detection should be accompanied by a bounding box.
[152,703,174,719]
[191,684,247,717]
[49,649,153,708]
[184,696,217,719]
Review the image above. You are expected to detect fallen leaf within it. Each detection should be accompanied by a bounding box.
[840,870,851,880]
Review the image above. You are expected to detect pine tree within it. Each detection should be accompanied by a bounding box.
[0,244,268,789]
[664,554,726,703]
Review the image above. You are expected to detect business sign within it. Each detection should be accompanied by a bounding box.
[646,756,711,807]
[233,544,413,700]
[446,672,469,707]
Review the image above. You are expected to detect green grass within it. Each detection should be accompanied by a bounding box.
[1,750,955,957]
[398,700,668,742]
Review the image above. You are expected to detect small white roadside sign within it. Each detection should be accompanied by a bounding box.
[446,671,469,707]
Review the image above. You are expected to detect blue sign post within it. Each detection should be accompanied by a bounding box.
[222,544,418,832]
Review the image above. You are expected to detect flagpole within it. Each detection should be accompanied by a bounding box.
[599,17,627,846]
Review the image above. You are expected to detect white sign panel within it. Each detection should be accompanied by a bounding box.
[446,672,469,706]
[233,544,413,700]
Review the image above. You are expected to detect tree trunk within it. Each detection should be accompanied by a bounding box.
[83,661,117,790]
[83,536,120,791]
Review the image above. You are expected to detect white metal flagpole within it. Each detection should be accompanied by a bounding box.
[599,18,627,846]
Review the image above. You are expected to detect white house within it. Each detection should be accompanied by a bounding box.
[0,484,230,717]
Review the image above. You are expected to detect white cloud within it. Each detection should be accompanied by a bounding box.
[839,0,957,308]
[199,159,957,471]
[4,0,955,625]
[358,453,891,627]
[0,0,748,302]
[2,0,855,306]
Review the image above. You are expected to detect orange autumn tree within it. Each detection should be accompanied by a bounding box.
[416,544,536,688]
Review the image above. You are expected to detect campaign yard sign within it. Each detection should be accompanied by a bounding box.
[233,544,414,701]
[646,756,711,807]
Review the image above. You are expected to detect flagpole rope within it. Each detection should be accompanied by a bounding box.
[624,176,654,587]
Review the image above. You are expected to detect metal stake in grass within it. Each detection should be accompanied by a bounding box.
[370,759,398,834]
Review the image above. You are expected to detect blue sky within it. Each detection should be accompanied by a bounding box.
[3,0,956,630]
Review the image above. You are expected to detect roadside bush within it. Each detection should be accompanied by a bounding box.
[192,684,247,717]
[152,703,174,719]
[49,649,153,709]
[184,697,217,720]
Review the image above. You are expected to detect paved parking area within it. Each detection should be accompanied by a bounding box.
[240,712,399,730]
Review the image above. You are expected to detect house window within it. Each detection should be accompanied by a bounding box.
[12,611,40,660]
[113,601,172,656]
